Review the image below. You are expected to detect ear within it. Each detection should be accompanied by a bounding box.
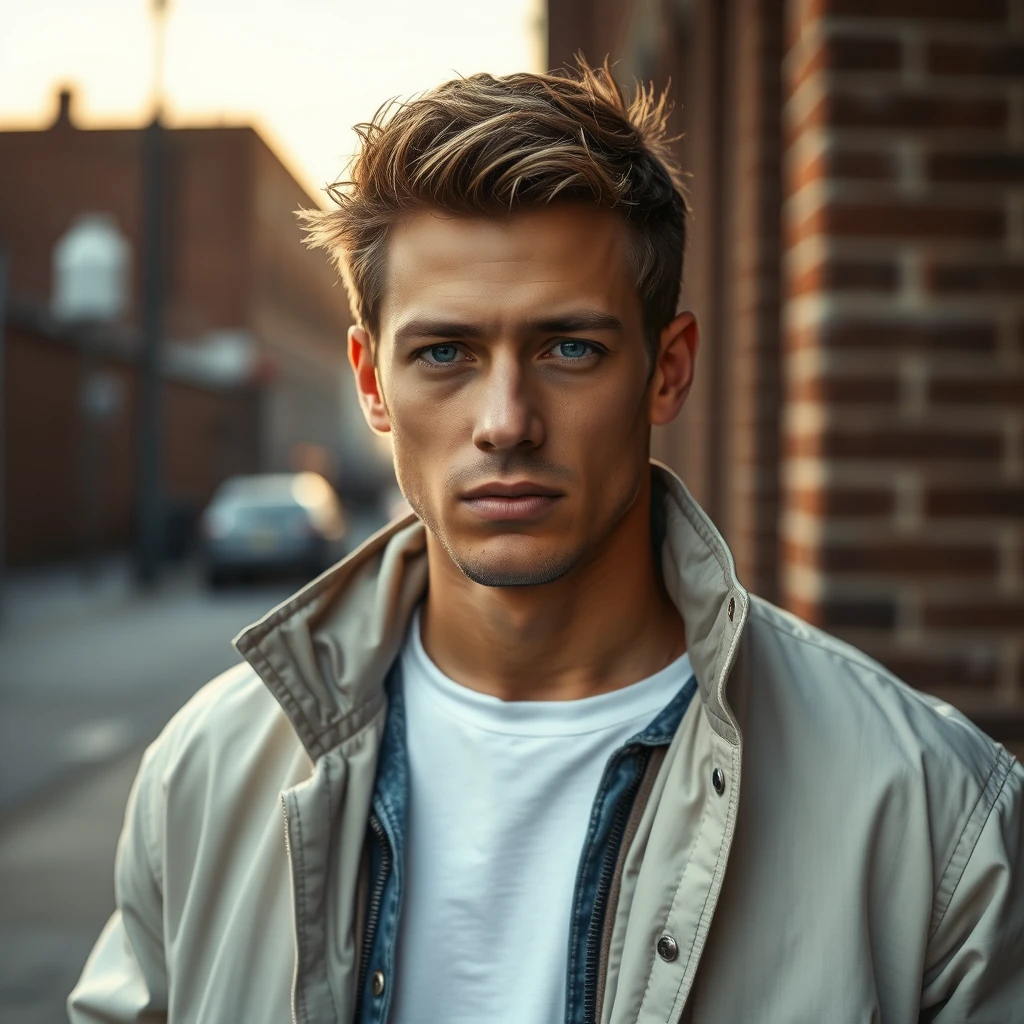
[348,325,392,434]
[649,311,699,426]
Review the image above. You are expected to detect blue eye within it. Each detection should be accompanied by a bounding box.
[554,340,593,359]
[425,344,459,364]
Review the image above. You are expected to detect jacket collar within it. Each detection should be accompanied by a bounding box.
[233,462,749,761]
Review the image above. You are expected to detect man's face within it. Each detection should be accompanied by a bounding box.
[370,204,658,587]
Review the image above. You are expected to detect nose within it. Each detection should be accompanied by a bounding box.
[471,355,545,453]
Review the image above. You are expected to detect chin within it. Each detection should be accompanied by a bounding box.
[447,535,583,589]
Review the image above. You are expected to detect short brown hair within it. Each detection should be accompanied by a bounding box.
[300,60,687,356]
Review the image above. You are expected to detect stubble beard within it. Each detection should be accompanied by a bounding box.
[411,475,644,589]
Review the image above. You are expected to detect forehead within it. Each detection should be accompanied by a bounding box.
[378,205,640,335]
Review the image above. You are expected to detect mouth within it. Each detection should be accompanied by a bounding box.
[460,481,564,522]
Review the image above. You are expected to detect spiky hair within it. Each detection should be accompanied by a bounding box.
[299,59,687,353]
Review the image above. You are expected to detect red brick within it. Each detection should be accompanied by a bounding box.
[828,148,900,181]
[928,151,1024,183]
[791,373,901,404]
[816,318,998,354]
[827,34,903,73]
[793,148,900,189]
[790,258,900,295]
[823,540,999,577]
[829,92,1007,131]
[792,485,895,518]
[881,651,1000,689]
[928,41,1024,77]
[824,0,1007,20]
[783,592,823,628]
[788,424,1004,461]
[795,202,1004,244]
[928,261,1024,294]
[926,484,1024,518]
[924,598,1024,631]
[928,375,1024,406]
[822,595,898,630]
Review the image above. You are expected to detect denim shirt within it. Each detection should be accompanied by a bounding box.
[355,664,698,1024]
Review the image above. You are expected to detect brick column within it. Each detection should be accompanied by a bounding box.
[725,0,785,602]
[657,0,785,605]
[781,0,1024,721]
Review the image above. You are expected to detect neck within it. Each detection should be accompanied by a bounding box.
[420,475,687,701]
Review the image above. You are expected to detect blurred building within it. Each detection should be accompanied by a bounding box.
[0,90,382,565]
[550,0,1024,743]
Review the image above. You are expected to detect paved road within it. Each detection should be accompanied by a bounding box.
[0,563,294,815]
[0,563,295,1023]
[0,751,145,1024]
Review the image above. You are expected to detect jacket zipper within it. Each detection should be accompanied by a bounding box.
[582,749,650,1024]
[280,795,299,1024]
[356,811,391,1017]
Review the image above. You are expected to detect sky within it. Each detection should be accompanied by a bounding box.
[0,0,546,202]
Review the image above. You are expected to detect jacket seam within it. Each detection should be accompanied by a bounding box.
[750,602,898,682]
[321,756,342,1020]
[662,467,739,591]
[237,515,416,650]
[701,702,734,733]
[143,755,164,894]
[290,794,309,1024]
[752,601,1017,948]
[245,642,325,759]
[637,772,715,1016]
[673,743,739,1019]
[927,746,1014,943]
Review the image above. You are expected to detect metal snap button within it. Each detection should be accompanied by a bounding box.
[371,969,386,997]
[657,934,679,962]
[727,597,735,621]
[712,766,725,795]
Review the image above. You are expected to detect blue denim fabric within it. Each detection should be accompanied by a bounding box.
[355,666,697,1024]
[356,666,409,1024]
[564,675,698,1024]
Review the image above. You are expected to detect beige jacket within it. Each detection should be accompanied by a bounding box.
[69,465,1024,1023]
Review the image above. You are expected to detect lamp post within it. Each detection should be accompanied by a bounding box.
[135,0,169,587]
[0,245,7,617]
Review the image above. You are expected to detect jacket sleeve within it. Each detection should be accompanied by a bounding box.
[920,751,1024,1022]
[67,744,168,1023]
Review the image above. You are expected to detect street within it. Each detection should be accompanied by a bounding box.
[0,560,294,1023]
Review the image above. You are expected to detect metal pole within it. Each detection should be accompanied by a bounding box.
[80,340,100,581]
[136,0,170,587]
[0,245,7,616]
[136,117,165,587]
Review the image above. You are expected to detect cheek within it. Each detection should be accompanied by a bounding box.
[557,376,649,463]
[560,381,650,516]
[386,392,461,505]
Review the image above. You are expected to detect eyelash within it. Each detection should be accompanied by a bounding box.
[414,339,605,368]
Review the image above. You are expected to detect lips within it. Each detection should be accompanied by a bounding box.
[460,481,564,522]
[461,481,563,500]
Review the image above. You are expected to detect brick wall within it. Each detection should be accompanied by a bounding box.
[723,0,786,603]
[4,322,260,565]
[781,0,1024,726]
[0,107,366,551]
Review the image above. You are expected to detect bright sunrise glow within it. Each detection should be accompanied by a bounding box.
[0,0,546,203]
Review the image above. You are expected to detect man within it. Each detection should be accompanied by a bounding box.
[70,62,1023,1024]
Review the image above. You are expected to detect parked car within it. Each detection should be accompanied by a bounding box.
[200,472,348,587]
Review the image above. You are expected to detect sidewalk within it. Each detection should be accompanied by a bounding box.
[0,554,189,638]
[0,559,292,1021]
[0,747,144,1024]
[0,555,289,817]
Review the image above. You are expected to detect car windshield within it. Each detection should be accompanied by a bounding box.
[208,473,344,535]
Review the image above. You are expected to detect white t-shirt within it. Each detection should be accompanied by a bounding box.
[389,610,693,1024]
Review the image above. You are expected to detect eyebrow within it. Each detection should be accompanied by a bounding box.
[392,309,624,346]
